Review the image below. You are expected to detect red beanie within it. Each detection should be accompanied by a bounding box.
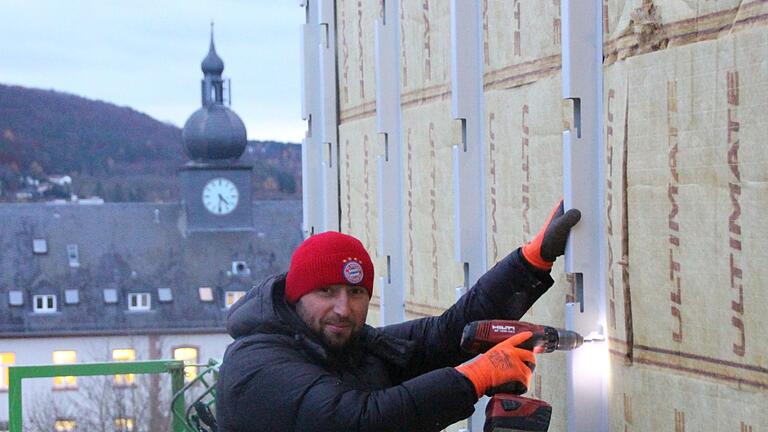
[285,232,374,304]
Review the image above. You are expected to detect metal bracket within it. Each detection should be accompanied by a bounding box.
[300,0,339,236]
[450,2,487,431]
[562,0,609,430]
[375,0,405,325]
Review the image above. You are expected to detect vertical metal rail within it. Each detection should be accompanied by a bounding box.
[561,0,609,430]
[374,0,406,325]
[8,360,186,432]
[450,1,488,431]
[300,0,340,236]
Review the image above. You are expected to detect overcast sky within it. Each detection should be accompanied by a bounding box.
[0,1,305,143]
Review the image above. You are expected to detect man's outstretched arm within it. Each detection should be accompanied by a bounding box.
[382,200,580,375]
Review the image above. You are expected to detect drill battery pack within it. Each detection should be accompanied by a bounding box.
[484,394,552,432]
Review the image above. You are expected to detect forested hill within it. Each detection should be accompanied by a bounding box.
[0,84,301,202]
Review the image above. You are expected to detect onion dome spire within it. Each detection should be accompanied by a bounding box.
[201,22,224,75]
[182,23,247,161]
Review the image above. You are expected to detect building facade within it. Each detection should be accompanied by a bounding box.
[0,27,303,431]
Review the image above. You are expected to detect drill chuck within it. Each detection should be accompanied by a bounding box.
[553,328,583,351]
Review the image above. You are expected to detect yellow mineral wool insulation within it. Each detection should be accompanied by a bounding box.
[400,0,451,92]
[604,0,768,63]
[401,102,462,316]
[604,27,767,393]
[609,356,767,431]
[338,119,386,322]
[483,0,563,71]
[336,0,379,116]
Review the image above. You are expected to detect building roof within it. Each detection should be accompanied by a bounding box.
[0,201,303,337]
[182,104,247,160]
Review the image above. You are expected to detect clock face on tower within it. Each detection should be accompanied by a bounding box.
[202,177,239,215]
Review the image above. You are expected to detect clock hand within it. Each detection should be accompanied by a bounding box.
[218,194,229,205]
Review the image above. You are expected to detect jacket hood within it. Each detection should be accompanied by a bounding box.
[226,272,416,368]
[226,273,289,339]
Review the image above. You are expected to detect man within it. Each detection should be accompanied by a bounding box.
[217,201,580,432]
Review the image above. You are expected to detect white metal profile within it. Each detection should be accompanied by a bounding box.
[450,1,488,431]
[374,0,406,325]
[300,0,340,236]
[561,0,609,430]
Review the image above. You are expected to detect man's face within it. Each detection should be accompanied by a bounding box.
[295,284,370,349]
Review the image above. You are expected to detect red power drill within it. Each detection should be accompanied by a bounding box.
[460,320,585,432]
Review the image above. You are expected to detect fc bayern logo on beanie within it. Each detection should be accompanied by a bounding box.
[342,259,364,284]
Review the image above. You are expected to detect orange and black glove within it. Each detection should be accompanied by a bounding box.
[456,331,536,397]
[522,199,581,270]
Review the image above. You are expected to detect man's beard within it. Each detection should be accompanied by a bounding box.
[317,321,362,352]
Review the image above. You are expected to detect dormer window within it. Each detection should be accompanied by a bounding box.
[66,244,79,268]
[33,294,57,313]
[33,238,48,254]
[199,287,214,302]
[127,293,151,311]
[225,291,246,309]
[157,288,173,303]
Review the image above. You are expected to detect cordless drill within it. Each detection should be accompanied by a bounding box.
[460,320,585,432]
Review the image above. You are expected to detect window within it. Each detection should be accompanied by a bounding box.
[1,352,15,390]
[157,287,173,303]
[103,288,118,304]
[64,289,79,305]
[127,293,150,311]
[54,419,76,431]
[33,294,57,313]
[33,238,48,254]
[66,244,79,267]
[225,291,246,309]
[198,287,213,302]
[114,417,134,432]
[52,350,77,389]
[8,291,23,306]
[112,349,136,386]
[173,347,199,381]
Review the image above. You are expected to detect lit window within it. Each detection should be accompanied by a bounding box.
[127,293,151,311]
[33,294,57,313]
[52,350,77,389]
[0,352,15,390]
[66,244,79,267]
[225,291,246,309]
[173,347,199,381]
[54,419,76,431]
[112,349,136,386]
[33,238,48,254]
[114,417,134,432]
[198,287,213,302]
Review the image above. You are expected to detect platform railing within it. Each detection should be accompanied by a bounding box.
[7,360,186,432]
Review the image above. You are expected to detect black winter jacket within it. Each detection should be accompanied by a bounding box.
[216,249,553,432]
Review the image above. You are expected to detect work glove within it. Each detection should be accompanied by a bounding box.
[522,199,581,270]
[456,331,536,397]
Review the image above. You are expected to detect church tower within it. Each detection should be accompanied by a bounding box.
[180,24,254,232]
